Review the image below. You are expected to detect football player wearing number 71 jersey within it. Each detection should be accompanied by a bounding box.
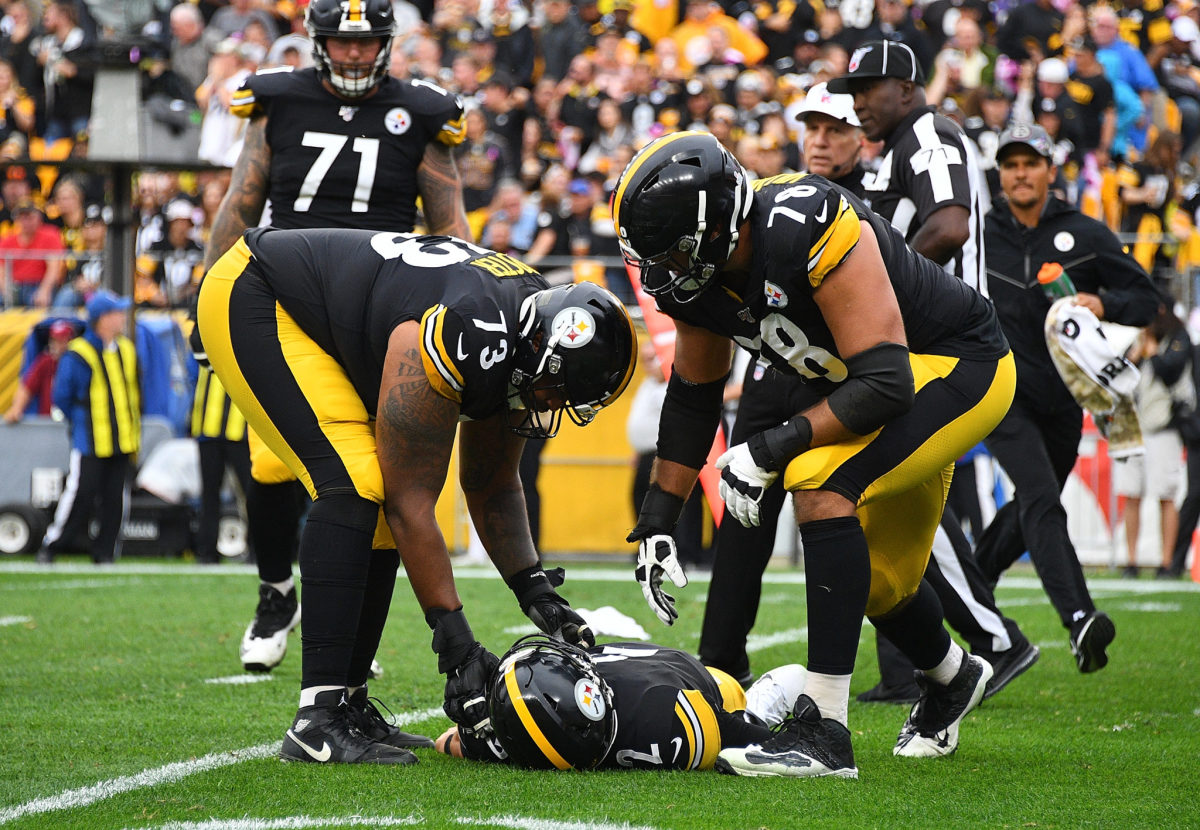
[196,0,472,704]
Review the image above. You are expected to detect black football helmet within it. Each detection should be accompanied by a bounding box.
[613,130,753,304]
[508,281,637,439]
[305,0,394,98]
[487,635,617,770]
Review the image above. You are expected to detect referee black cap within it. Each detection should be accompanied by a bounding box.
[827,40,923,93]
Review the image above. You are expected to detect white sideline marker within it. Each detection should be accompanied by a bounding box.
[747,626,807,652]
[205,674,274,685]
[0,706,446,825]
[121,817,422,830]
[458,816,659,830]
[0,616,31,626]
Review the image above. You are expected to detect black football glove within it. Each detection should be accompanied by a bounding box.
[429,607,499,736]
[506,564,595,647]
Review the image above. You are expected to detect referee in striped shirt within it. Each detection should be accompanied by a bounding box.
[829,39,990,295]
[829,41,1038,703]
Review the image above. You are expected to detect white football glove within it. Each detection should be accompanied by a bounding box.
[633,534,688,625]
[716,442,779,528]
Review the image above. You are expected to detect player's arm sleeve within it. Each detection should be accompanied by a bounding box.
[435,92,467,147]
[418,305,468,404]
[672,689,725,770]
[807,191,862,288]
[229,73,265,119]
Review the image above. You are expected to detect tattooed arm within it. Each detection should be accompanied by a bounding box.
[458,415,538,578]
[417,141,472,241]
[378,320,463,612]
[203,116,271,272]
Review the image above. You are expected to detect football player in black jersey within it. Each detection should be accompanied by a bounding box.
[435,636,808,771]
[613,131,1016,778]
[199,0,472,679]
[197,229,637,764]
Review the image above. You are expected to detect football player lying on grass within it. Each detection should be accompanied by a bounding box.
[434,635,806,770]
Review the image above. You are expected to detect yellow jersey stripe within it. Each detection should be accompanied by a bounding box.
[674,699,699,769]
[230,89,258,119]
[808,196,860,287]
[612,130,709,237]
[419,306,465,402]
[678,689,721,770]
[504,665,572,770]
[437,115,467,147]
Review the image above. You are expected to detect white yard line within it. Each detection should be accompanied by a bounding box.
[1,562,1196,593]
[121,817,422,830]
[0,616,31,626]
[0,706,445,826]
[458,817,659,830]
[746,627,807,652]
[204,674,274,685]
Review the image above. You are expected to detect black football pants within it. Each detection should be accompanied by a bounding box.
[975,396,1095,628]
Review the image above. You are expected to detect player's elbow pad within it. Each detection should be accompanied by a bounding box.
[827,342,914,435]
[656,368,729,469]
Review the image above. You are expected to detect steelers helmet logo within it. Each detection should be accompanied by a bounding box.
[551,307,596,348]
[385,107,412,135]
[574,678,606,721]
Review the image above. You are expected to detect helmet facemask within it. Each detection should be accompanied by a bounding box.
[507,284,635,439]
[311,34,392,97]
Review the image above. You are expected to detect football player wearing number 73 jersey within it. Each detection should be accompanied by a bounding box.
[197,0,473,697]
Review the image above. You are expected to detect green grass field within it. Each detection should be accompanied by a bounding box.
[1,557,1198,830]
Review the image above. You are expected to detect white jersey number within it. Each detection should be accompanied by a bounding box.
[295,131,380,213]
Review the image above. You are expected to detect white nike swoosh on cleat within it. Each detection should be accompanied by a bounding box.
[287,731,332,762]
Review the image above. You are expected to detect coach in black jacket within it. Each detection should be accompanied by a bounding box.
[977,123,1160,673]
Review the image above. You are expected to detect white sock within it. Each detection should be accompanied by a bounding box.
[926,641,965,686]
[266,577,294,596]
[804,671,852,727]
[299,685,344,708]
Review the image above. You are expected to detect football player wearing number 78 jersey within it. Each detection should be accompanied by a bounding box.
[613,131,1016,777]
[196,0,472,703]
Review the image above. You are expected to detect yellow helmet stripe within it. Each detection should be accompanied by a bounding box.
[611,129,710,239]
[504,664,573,770]
[348,0,362,21]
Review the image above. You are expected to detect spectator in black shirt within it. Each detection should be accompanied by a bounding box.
[31,0,96,143]
[995,0,1063,63]
[1068,38,1116,168]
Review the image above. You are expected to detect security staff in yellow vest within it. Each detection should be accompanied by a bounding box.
[190,363,250,564]
[41,290,141,564]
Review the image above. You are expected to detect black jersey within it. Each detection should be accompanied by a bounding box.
[230,68,465,232]
[458,642,769,770]
[242,227,546,419]
[861,106,988,293]
[658,174,1007,398]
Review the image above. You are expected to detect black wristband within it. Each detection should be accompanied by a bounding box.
[504,564,556,612]
[428,607,477,673]
[634,483,686,535]
[747,417,813,472]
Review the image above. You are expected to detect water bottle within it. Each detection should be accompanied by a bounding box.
[1037,261,1076,299]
